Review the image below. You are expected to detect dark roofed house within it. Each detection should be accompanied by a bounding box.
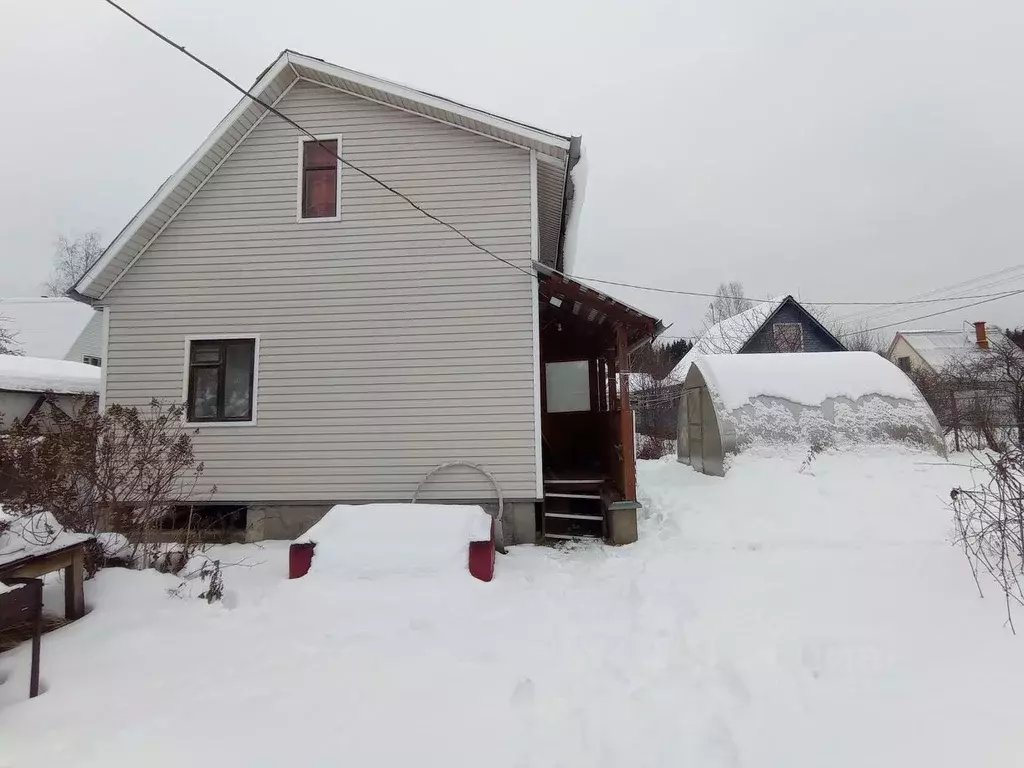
[635,295,847,439]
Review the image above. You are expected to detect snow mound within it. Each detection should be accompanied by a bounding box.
[296,503,492,579]
[0,508,93,569]
[0,354,100,394]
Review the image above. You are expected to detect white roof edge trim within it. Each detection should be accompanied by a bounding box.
[76,54,295,298]
[77,50,572,300]
[285,52,572,153]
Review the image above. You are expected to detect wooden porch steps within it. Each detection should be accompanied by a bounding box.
[542,476,606,540]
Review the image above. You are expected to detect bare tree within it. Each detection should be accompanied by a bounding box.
[703,282,753,326]
[915,334,1024,452]
[951,447,1024,632]
[46,231,103,297]
[0,314,20,355]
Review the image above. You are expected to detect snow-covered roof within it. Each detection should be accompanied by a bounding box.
[0,354,101,395]
[891,329,992,373]
[694,351,927,412]
[0,298,95,359]
[76,51,578,300]
[0,509,94,570]
[667,297,788,382]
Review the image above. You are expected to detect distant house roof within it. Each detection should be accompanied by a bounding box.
[74,50,582,300]
[888,329,997,374]
[0,354,101,395]
[0,298,95,359]
[667,295,842,382]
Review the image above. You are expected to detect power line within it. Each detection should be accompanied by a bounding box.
[837,288,1024,337]
[100,0,535,279]
[835,265,1024,324]
[568,274,1023,307]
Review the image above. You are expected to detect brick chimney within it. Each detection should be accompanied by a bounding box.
[974,321,989,350]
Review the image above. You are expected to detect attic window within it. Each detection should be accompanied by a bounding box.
[773,322,804,352]
[299,138,341,220]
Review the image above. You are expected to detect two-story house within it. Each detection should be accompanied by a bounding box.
[72,51,662,546]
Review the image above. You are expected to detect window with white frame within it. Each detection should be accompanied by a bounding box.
[298,137,341,220]
[82,355,102,367]
[772,322,804,352]
[186,338,257,423]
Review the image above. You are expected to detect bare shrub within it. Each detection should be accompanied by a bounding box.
[951,447,1024,632]
[0,314,20,355]
[0,397,215,574]
[637,435,671,460]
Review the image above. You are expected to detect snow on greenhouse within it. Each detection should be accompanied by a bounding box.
[676,352,944,475]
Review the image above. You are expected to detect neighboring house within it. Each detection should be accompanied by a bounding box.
[635,295,846,438]
[887,323,994,375]
[71,51,661,545]
[887,322,1022,447]
[0,298,103,366]
[0,354,100,431]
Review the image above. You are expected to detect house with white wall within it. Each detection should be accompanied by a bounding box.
[71,51,661,546]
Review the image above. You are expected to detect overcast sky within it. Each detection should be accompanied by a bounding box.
[2,0,1023,343]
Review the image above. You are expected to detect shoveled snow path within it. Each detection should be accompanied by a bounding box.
[1,448,1022,767]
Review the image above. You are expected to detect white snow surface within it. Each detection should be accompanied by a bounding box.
[0,508,93,569]
[0,354,101,394]
[696,351,925,411]
[0,298,95,359]
[3,449,1024,766]
[296,503,492,578]
[559,141,588,274]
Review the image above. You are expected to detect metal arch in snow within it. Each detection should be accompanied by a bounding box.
[412,461,506,553]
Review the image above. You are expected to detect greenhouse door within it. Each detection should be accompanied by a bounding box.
[686,387,705,473]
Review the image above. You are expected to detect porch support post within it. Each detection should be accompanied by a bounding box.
[616,325,636,501]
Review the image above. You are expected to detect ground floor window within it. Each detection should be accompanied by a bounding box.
[186,338,256,423]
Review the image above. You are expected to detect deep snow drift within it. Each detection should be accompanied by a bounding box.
[2,448,1023,767]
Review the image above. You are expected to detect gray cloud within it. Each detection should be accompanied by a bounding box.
[2,0,1022,341]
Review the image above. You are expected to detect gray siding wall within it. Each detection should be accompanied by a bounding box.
[744,303,845,354]
[104,79,538,503]
[65,309,104,364]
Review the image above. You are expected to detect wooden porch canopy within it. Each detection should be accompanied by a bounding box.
[535,262,663,351]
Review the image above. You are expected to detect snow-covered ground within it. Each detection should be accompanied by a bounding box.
[2,447,1023,767]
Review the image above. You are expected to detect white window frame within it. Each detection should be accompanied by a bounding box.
[296,135,343,223]
[773,322,804,352]
[181,334,261,427]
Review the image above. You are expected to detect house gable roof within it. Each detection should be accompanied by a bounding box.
[667,295,845,382]
[75,50,577,301]
[736,296,846,354]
